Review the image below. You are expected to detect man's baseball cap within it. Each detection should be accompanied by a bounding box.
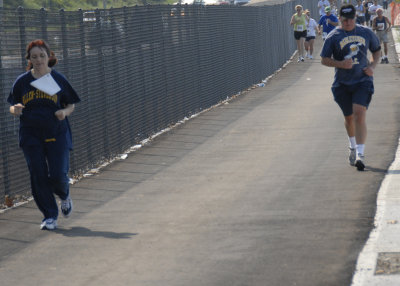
[325,6,331,12]
[340,4,356,19]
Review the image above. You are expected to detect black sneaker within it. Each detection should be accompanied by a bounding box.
[385,58,389,64]
[355,153,365,171]
[61,196,73,217]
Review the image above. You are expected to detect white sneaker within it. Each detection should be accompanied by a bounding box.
[348,148,356,166]
[40,218,57,230]
[300,57,305,62]
[309,55,313,59]
[61,196,73,218]
[305,53,309,59]
[355,153,365,171]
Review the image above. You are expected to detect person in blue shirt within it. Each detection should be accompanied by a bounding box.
[318,6,339,40]
[320,4,381,171]
[8,39,80,230]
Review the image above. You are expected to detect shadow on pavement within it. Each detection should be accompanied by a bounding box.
[54,226,138,239]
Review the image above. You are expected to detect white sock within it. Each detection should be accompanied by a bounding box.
[356,144,365,155]
[349,137,356,149]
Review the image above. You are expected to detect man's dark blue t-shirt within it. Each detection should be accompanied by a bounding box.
[319,14,339,34]
[320,24,381,87]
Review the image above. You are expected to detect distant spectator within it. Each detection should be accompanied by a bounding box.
[356,0,366,25]
[364,0,373,26]
[383,0,388,10]
[368,0,382,25]
[318,0,331,17]
[329,0,338,15]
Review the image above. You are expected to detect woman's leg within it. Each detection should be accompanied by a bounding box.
[45,134,70,201]
[22,144,59,219]
[309,39,315,56]
[304,40,310,56]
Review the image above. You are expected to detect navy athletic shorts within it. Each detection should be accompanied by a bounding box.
[331,81,374,116]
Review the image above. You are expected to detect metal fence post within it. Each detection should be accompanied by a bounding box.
[59,9,69,77]
[0,7,10,201]
[122,5,136,144]
[40,8,48,41]
[109,8,123,154]
[94,8,110,156]
[17,6,26,71]
[76,9,94,166]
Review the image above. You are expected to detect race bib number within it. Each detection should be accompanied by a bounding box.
[377,23,385,30]
[296,25,304,31]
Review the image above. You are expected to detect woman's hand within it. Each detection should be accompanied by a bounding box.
[55,109,66,120]
[55,104,75,121]
[10,103,25,116]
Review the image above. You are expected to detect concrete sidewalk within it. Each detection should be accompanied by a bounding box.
[0,30,400,286]
[351,27,400,286]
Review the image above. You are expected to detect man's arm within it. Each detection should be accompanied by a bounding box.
[321,57,353,69]
[330,20,339,27]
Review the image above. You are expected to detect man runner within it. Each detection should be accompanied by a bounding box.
[320,4,381,171]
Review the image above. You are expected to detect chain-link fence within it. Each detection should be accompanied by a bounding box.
[0,1,317,204]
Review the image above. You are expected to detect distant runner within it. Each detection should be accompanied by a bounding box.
[319,6,339,40]
[372,8,391,63]
[290,5,307,62]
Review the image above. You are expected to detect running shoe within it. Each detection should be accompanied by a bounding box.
[355,153,365,171]
[298,58,301,62]
[300,57,305,62]
[385,58,389,64]
[40,218,57,230]
[61,196,73,218]
[381,58,385,64]
[309,55,313,59]
[348,148,356,166]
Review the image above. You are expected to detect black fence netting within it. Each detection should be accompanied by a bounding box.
[0,1,317,203]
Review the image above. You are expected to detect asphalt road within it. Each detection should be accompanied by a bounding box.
[0,36,400,285]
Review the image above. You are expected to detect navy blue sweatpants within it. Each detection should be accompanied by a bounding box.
[22,133,70,220]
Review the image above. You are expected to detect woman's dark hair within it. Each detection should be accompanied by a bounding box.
[25,39,58,71]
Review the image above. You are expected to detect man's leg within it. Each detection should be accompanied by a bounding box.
[344,114,355,138]
[353,103,367,146]
[353,103,367,170]
[344,114,357,166]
